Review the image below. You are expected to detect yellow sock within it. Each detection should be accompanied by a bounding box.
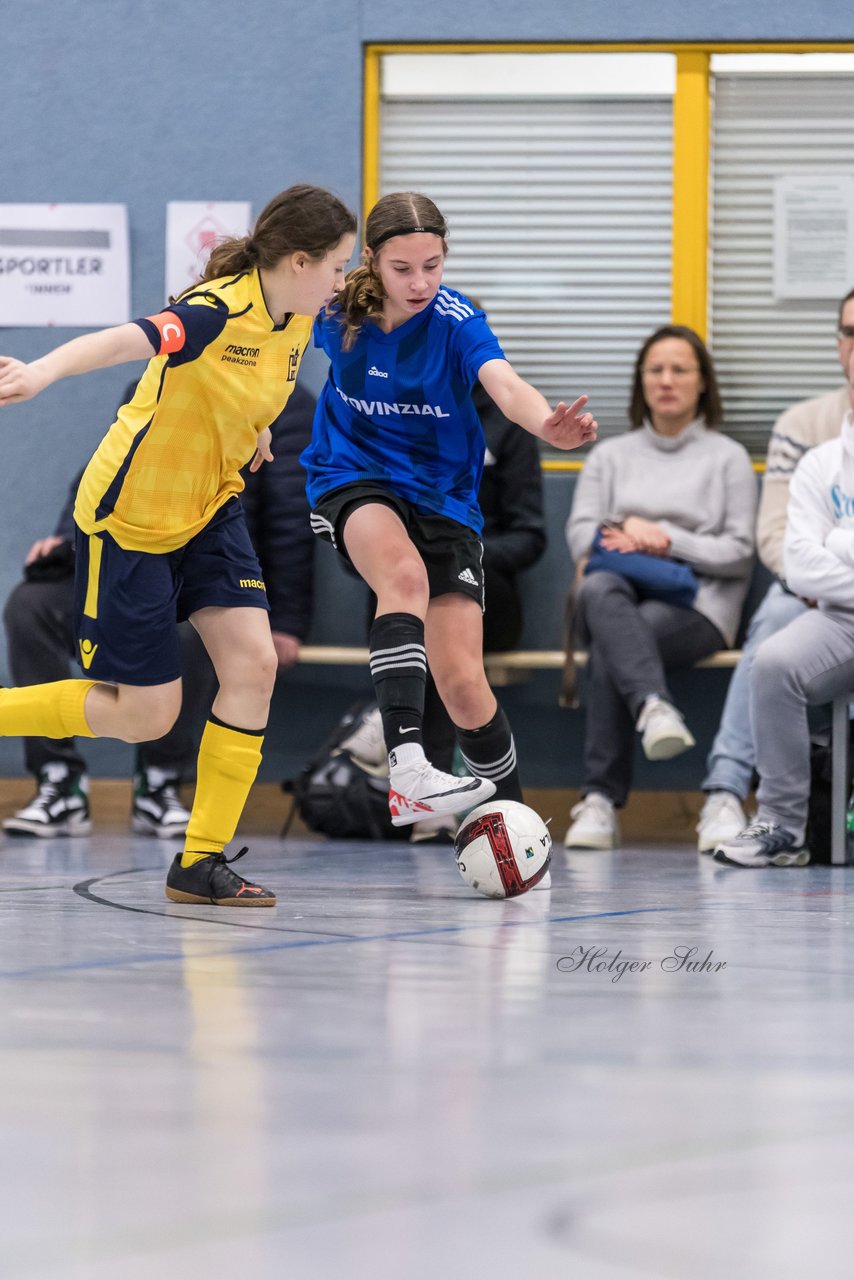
[181,719,264,868]
[0,680,98,739]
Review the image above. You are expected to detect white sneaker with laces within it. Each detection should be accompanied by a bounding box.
[388,755,495,828]
[3,763,91,838]
[696,790,747,854]
[564,793,618,850]
[713,820,809,868]
[637,696,695,761]
[132,771,192,839]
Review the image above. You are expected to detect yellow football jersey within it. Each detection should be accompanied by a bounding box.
[74,269,312,552]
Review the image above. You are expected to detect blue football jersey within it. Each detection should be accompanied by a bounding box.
[301,285,506,533]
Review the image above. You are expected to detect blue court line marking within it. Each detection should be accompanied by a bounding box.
[0,905,679,980]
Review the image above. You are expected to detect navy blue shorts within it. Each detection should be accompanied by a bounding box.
[73,498,268,686]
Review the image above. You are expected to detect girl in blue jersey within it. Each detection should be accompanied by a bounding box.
[0,185,357,907]
[302,191,597,826]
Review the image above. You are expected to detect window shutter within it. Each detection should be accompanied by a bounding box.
[380,96,673,442]
[710,73,854,454]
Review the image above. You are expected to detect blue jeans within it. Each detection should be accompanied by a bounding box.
[702,581,806,798]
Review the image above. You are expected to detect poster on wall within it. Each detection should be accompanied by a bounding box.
[0,204,130,327]
[165,201,252,304]
[773,175,854,300]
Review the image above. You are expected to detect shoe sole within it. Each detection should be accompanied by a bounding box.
[712,847,810,868]
[2,820,93,838]
[697,834,743,855]
[132,815,189,839]
[712,848,766,867]
[643,733,695,762]
[564,835,617,850]
[164,886,276,907]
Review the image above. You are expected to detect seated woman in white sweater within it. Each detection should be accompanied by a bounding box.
[715,353,854,868]
[565,325,757,850]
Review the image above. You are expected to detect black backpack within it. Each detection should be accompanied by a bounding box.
[282,702,397,841]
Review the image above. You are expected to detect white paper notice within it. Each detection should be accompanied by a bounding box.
[773,175,854,300]
[0,204,130,327]
[165,202,252,303]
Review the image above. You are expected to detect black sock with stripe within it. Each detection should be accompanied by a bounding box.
[456,704,523,802]
[369,612,427,752]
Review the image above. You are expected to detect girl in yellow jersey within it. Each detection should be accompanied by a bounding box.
[0,185,357,907]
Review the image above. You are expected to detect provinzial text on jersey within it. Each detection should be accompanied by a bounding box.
[334,384,450,418]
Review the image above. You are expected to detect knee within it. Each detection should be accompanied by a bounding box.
[121,701,181,743]
[752,632,792,690]
[576,570,628,612]
[382,556,430,610]
[221,637,278,701]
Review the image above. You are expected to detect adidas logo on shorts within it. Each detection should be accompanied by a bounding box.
[457,568,478,586]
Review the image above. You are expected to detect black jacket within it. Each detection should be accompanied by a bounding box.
[474,383,546,576]
[240,383,316,639]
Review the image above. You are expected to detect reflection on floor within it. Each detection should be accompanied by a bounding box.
[1,830,853,1279]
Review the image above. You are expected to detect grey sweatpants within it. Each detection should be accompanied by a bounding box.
[753,606,854,840]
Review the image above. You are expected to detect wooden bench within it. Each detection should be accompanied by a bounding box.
[298,646,743,673]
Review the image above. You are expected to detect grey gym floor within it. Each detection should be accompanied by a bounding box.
[1,829,853,1280]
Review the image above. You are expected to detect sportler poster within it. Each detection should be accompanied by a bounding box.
[0,204,130,328]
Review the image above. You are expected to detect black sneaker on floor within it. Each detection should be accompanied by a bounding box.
[132,772,191,839]
[3,765,92,838]
[165,848,276,907]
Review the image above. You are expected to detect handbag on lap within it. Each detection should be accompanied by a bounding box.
[583,528,699,609]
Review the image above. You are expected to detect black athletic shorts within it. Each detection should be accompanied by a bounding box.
[309,481,484,608]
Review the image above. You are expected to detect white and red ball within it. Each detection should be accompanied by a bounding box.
[454,800,551,899]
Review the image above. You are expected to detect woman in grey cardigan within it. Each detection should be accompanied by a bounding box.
[565,325,756,850]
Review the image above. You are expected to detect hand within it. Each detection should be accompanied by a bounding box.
[540,395,598,451]
[271,631,300,669]
[0,357,50,406]
[620,516,672,555]
[24,535,67,566]
[249,426,274,472]
[599,526,638,554]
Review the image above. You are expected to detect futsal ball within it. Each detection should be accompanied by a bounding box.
[454,800,551,899]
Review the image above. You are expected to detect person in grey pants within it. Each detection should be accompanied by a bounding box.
[698,286,854,853]
[564,324,756,851]
[715,356,854,869]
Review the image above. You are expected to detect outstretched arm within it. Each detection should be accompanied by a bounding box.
[477,358,597,451]
[0,324,153,407]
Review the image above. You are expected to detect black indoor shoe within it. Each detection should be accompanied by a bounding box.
[165,847,276,907]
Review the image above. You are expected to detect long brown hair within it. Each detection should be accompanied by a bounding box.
[181,185,356,296]
[334,191,448,350]
[629,324,724,429]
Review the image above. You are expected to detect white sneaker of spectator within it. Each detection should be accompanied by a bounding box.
[564,793,619,850]
[637,695,695,761]
[696,790,747,854]
[713,820,810,868]
[337,706,388,777]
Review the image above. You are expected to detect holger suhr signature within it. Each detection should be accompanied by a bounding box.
[556,945,726,983]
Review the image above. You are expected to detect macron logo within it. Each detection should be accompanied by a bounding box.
[458,568,478,586]
[367,365,389,378]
